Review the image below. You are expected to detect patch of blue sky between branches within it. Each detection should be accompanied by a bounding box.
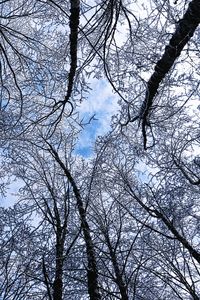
[75,78,119,157]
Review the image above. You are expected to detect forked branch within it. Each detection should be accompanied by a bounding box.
[132,0,200,149]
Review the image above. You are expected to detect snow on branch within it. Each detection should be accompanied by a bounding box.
[140,0,200,149]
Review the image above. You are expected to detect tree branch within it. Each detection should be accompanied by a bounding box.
[139,0,200,149]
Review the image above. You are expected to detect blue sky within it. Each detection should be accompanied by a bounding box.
[0,79,118,207]
[75,78,119,157]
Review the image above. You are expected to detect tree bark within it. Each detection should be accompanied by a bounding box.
[52,231,64,300]
[140,0,200,148]
[63,0,80,105]
[154,210,200,265]
[48,145,101,300]
[126,183,200,265]
[104,232,129,300]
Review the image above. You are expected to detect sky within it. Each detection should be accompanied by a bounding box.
[1,0,199,207]
[0,78,119,208]
[75,78,119,156]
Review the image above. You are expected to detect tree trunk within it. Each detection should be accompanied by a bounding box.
[53,232,64,300]
[49,145,101,299]
[140,0,200,148]
[105,233,129,300]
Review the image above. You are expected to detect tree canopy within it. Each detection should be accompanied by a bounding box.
[0,0,200,299]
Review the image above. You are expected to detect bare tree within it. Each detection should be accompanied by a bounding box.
[0,1,200,300]
[91,131,200,299]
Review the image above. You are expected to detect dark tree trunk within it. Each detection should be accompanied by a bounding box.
[105,233,129,300]
[49,145,101,300]
[140,0,200,148]
[126,183,200,265]
[63,0,80,105]
[53,232,64,300]
[155,210,200,265]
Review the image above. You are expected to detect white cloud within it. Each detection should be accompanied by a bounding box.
[76,78,119,156]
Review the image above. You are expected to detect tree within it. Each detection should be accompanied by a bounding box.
[0,0,200,299]
[91,131,200,299]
